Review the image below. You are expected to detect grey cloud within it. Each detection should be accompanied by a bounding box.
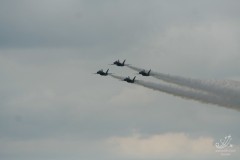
[1,1,240,160]
[0,0,239,51]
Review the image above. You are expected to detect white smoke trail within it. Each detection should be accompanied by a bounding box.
[127,65,240,100]
[110,74,240,111]
[136,80,240,110]
[110,74,125,80]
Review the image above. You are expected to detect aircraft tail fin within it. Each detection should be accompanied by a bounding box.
[123,59,126,65]
[133,76,136,82]
[106,69,109,74]
[148,69,151,75]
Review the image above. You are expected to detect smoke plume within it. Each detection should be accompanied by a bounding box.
[127,65,240,100]
[110,73,240,111]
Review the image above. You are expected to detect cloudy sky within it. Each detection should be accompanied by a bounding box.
[0,0,240,159]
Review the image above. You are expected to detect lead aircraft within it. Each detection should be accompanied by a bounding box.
[95,69,110,76]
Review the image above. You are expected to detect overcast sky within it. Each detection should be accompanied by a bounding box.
[0,0,240,160]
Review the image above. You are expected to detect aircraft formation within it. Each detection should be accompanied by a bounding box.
[95,59,151,83]
[94,60,240,110]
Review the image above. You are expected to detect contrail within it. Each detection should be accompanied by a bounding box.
[110,74,240,111]
[127,65,240,100]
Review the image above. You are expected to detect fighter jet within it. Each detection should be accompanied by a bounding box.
[139,69,151,76]
[123,76,136,83]
[111,59,126,66]
[95,69,110,76]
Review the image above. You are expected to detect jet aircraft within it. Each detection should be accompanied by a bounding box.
[95,69,110,76]
[139,69,151,76]
[111,59,126,66]
[123,76,136,83]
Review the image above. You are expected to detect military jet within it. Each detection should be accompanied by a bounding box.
[123,76,136,83]
[139,69,151,76]
[111,59,126,66]
[95,69,110,76]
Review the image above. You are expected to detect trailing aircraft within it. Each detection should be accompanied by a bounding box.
[123,76,136,83]
[139,69,151,76]
[111,59,126,66]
